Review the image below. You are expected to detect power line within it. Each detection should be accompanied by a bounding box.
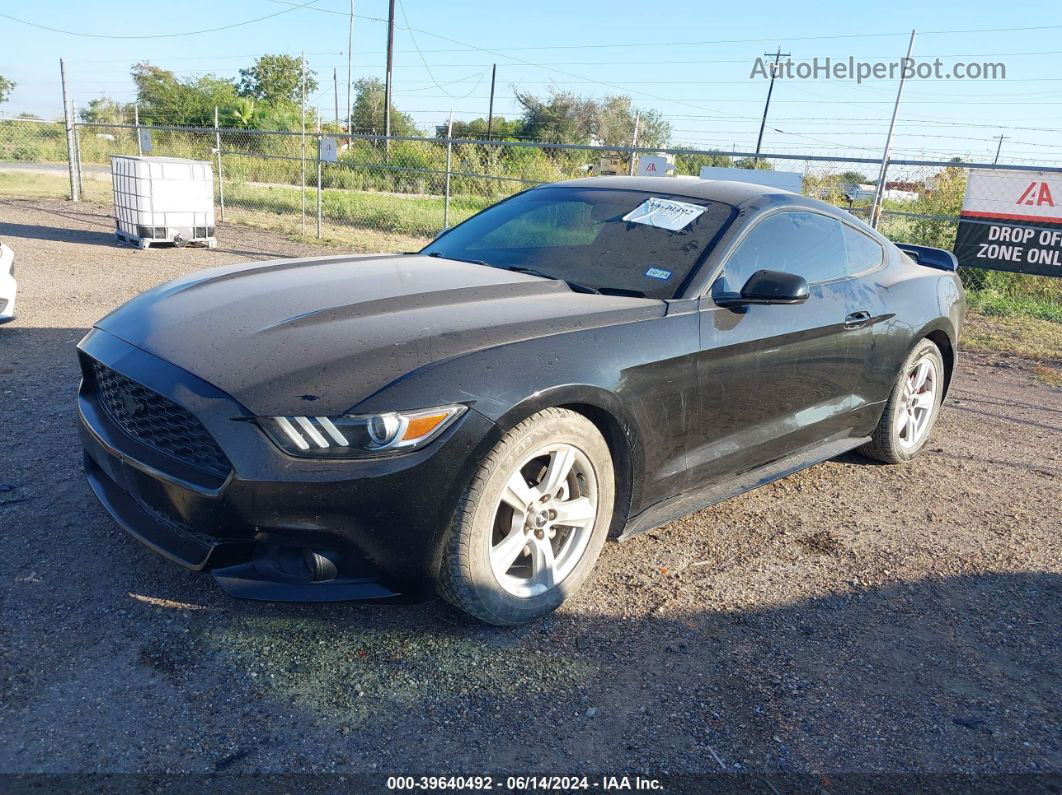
[264,0,751,121]
[70,49,1062,66]
[264,13,1062,50]
[0,2,322,39]
[396,0,484,99]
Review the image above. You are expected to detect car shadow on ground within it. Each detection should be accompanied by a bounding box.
[25,548,1061,776]
[141,574,1060,775]
[4,483,1059,772]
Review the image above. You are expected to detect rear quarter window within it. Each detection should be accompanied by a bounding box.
[843,225,885,275]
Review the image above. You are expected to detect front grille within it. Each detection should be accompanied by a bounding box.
[91,361,231,478]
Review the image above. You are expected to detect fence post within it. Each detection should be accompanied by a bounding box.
[870,159,889,229]
[213,106,226,222]
[59,58,80,202]
[135,103,142,156]
[316,112,322,239]
[443,110,454,230]
[71,102,84,198]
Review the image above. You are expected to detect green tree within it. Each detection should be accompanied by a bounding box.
[79,96,131,125]
[514,89,598,145]
[444,116,522,140]
[595,95,670,148]
[674,151,734,176]
[0,75,14,105]
[256,104,303,131]
[906,165,966,249]
[838,170,871,185]
[734,157,774,170]
[237,54,317,106]
[227,97,261,128]
[349,77,416,136]
[131,62,237,126]
[514,89,670,147]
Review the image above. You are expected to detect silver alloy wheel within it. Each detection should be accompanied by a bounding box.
[896,354,938,449]
[489,443,598,598]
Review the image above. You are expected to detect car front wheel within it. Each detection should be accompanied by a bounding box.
[861,338,945,463]
[438,408,615,625]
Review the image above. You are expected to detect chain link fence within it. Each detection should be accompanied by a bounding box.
[0,115,1057,322]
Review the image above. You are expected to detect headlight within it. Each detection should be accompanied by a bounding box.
[260,405,467,458]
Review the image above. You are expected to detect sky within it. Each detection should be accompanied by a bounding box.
[4,0,1062,167]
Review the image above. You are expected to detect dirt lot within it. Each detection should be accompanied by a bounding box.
[1,198,1059,777]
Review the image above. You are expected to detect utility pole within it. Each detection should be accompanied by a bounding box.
[993,133,1008,164]
[627,110,641,176]
[384,0,395,146]
[870,30,916,228]
[346,0,355,138]
[486,63,497,140]
[333,68,339,128]
[300,51,307,236]
[754,47,790,158]
[59,58,80,202]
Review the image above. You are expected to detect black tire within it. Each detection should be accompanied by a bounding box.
[438,408,615,626]
[860,338,945,464]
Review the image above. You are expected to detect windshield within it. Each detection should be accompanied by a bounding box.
[421,187,735,299]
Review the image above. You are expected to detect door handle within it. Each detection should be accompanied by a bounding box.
[844,311,871,329]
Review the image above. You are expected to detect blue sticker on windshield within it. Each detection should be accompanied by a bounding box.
[645,267,672,280]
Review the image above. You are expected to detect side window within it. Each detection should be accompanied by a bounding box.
[472,200,601,250]
[843,224,884,275]
[720,211,848,291]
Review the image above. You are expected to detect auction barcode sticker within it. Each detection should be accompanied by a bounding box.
[622,197,706,231]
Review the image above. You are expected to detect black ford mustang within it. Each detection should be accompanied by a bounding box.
[78,176,964,625]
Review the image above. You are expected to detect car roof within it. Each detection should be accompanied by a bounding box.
[548,175,797,206]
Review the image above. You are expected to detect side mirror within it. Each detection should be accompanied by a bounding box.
[716,269,809,307]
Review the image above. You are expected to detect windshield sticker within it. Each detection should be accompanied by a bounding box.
[645,267,672,280]
[622,197,706,231]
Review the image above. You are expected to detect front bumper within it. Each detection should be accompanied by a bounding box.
[77,328,494,600]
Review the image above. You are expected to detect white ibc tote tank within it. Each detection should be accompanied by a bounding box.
[111,155,217,249]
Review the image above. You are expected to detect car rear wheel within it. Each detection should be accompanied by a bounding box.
[861,338,945,463]
[438,408,614,625]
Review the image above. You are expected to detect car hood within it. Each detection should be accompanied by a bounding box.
[96,253,663,416]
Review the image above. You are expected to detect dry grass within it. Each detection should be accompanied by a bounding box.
[221,205,432,253]
[962,311,1062,362]
[0,171,110,202]
[1033,365,1062,388]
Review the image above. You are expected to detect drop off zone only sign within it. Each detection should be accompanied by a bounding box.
[953,169,1062,276]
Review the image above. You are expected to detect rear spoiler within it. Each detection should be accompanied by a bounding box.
[895,243,959,272]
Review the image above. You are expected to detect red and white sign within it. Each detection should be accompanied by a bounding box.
[961,169,1062,225]
[954,168,1062,276]
[636,156,672,177]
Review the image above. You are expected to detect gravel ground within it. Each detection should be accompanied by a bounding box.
[1,198,1059,776]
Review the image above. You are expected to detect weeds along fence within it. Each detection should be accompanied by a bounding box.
[0,116,1058,321]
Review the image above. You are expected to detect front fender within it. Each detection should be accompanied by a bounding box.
[352,312,701,520]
